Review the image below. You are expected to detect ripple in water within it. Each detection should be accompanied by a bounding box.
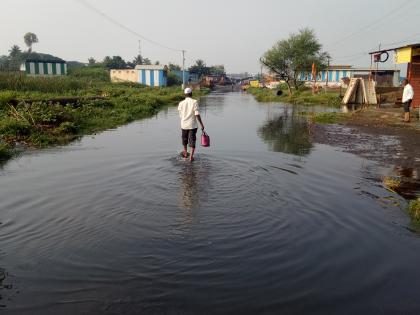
[1,93,420,314]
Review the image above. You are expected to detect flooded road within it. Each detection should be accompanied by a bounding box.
[1,92,420,314]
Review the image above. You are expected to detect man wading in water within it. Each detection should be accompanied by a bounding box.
[178,87,205,162]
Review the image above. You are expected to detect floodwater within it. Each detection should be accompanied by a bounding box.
[1,92,420,314]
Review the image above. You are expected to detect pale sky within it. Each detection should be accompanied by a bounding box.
[1,0,419,73]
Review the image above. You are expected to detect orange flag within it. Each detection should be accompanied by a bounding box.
[311,62,316,81]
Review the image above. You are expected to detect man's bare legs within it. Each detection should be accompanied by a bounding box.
[189,147,195,162]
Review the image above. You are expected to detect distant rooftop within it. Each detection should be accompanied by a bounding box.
[369,42,420,54]
[328,65,352,69]
[23,58,65,63]
[135,65,166,70]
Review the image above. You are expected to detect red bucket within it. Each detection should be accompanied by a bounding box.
[201,131,210,147]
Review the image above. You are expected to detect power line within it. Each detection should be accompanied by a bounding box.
[328,0,414,47]
[381,33,420,48]
[76,0,183,52]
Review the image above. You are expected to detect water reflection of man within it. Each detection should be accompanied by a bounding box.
[178,165,199,221]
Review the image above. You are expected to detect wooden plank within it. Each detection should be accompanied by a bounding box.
[342,78,359,104]
[364,79,377,105]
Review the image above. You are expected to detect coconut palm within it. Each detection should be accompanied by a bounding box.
[9,45,22,58]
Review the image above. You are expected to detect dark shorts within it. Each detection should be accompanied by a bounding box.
[403,100,412,113]
[182,128,198,148]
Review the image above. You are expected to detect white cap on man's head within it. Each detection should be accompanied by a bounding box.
[184,87,192,94]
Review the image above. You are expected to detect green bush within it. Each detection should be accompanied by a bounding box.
[67,66,110,82]
[19,102,76,126]
[167,72,182,86]
[0,118,32,136]
[88,99,114,108]
[57,121,79,134]
[0,141,12,160]
[0,91,17,109]
[408,198,420,224]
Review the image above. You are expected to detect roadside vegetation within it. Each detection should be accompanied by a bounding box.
[247,86,342,107]
[0,68,208,163]
[408,198,420,227]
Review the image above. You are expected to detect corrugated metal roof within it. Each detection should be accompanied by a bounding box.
[369,42,420,54]
[352,68,400,72]
[134,65,166,70]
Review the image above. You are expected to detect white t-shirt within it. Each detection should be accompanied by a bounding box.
[178,97,200,129]
[403,83,414,103]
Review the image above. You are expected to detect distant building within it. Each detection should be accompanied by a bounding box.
[297,65,400,87]
[110,65,167,87]
[20,59,67,76]
[110,68,138,83]
[370,43,420,108]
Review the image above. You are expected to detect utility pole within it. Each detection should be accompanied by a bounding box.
[326,57,330,87]
[375,43,381,83]
[182,50,186,90]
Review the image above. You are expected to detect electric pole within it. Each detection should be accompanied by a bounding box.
[326,57,330,87]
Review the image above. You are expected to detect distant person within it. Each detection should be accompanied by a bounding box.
[402,79,414,122]
[178,88,204,162]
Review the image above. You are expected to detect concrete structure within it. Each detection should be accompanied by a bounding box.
[297,65,400,87]
[110,65,167,87]
[371,43,420,108]
[110,69,138,83]
[20,59,67,76]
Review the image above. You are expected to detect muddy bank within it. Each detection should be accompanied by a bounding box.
[311,106,420,199]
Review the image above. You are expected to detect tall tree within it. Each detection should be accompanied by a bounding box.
[88,57,96,65]
[260,28,329,94]
[143,58,151,65]
[168,63,181,71]
[9,45,22,58]
[189,59,210,78]
[209,65,225,76]
[133,54,143,65]
[23,32,39,53]
[102,55,127,69]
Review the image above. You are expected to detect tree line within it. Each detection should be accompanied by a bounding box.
[1,31,226,83]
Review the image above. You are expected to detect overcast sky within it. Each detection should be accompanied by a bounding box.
[1,0,419,73]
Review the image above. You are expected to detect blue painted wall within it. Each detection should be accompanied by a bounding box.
[172,70,190,83]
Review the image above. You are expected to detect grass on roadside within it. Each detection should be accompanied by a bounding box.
[0,68,209,162]
[307,111,352,124]
[247,87,342,107]
[408,198,420,227]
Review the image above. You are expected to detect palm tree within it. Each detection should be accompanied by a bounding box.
[133,54,143,65]
[8,45,22,58]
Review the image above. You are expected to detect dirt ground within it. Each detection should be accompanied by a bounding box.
[311,105,420,199]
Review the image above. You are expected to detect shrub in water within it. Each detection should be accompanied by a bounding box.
[408,198,420,224]
[57,121,79,134]
[0,141,12,160]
